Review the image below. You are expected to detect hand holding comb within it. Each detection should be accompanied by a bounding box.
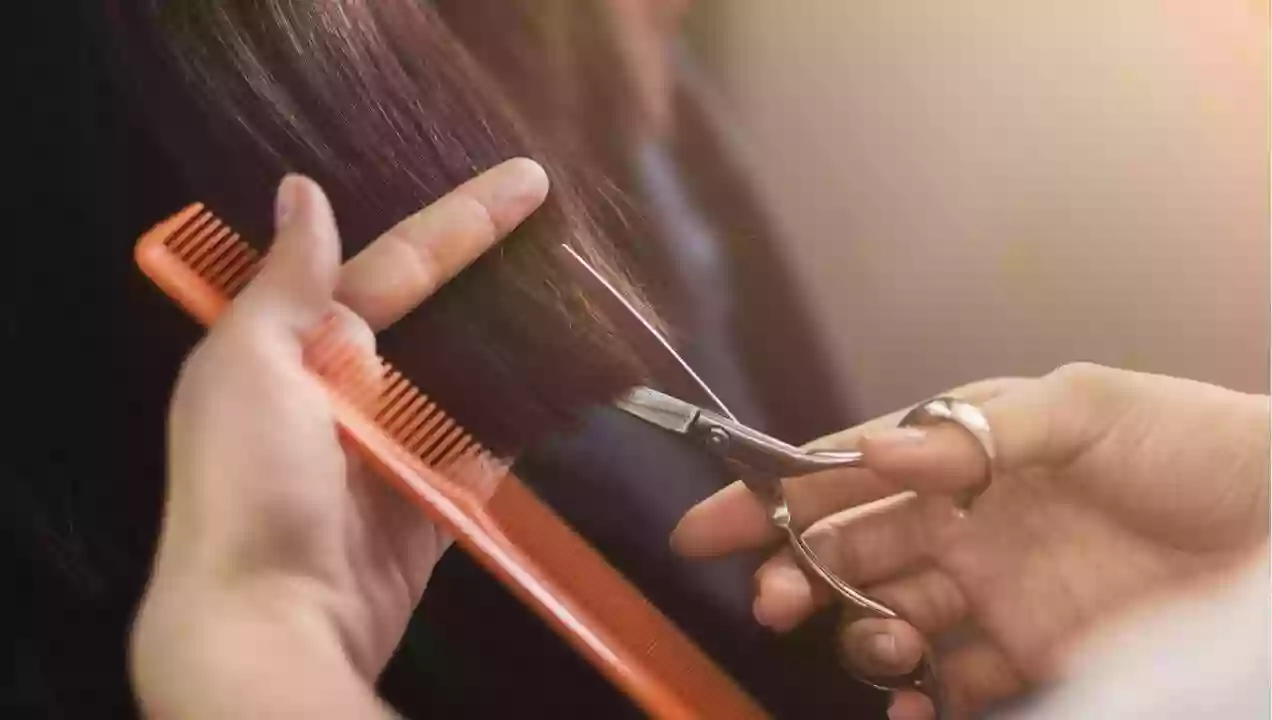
[134,181,769,718]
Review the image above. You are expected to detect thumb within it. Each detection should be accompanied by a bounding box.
[859,368,1115,497]
[858,379,1023,497]
[859,422,994,499]
[238,174,342,332]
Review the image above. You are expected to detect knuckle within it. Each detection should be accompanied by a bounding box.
[1050,361,1112,386]
[382,194,497,294]
[1036,362,1138,463]
[874,583,917,620]
[926,573,965,628]
[952,376,1025,398]
[874,575,956,634]
[829,531,866,582]
[1047,361,1130,407]
[448,192,499,241]
[381,226,443,293]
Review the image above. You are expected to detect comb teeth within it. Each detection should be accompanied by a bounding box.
[160,205,261,296]
[303,315,494,476]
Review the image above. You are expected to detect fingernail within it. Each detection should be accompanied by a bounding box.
[864,427,927,447]
[751,595,772,628]
[771,565,812,598]
[871,632,899,666]
[275,174,303,228]
[753,566,811,630]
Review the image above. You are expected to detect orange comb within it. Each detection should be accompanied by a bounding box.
[135,203,770,719]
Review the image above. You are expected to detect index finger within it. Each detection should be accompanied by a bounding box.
[337,157,550,331]
[671,378,1019,558]
[671,409,909,558]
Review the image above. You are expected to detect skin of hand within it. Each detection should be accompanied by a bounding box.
[672,364,1270,719]
[129,159,549,719]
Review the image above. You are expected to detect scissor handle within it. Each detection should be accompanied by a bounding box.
[704,395,994,718]
[779,397,996,718]
[784,527,946,716]
[899,396,996,509]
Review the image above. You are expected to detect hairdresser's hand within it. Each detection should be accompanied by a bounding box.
[131,159,549,719]
[672,365,1269,719]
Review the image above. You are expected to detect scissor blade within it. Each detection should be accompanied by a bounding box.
[613,386,701,434]
[562,244,738,421]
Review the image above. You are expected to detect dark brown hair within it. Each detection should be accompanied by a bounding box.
[136,0,663,454]
[434,0,855,442]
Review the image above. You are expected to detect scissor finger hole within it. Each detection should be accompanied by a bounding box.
[898,397,997,509]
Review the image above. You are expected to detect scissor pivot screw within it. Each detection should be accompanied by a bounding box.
[706,427,730,453]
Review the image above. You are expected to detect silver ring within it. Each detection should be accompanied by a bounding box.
[898,396,995,509]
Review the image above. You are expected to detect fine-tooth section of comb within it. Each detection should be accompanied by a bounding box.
[304,323,492,486]
[135,204,770,719]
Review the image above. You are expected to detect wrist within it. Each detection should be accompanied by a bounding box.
[131,576,386,719]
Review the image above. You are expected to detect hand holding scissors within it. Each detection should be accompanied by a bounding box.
[568,246,1270,720]
[567,247,994,717]
[671,366,1268,720]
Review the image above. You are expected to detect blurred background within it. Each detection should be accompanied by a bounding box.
[687,0,1269,414]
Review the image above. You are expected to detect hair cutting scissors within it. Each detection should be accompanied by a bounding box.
[564,245,996,719]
